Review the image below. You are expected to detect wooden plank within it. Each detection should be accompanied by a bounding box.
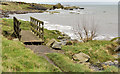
[21,30,43,43]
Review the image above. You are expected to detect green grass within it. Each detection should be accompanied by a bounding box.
[2,18,30,31]
[62,40,117,64]
[47,53,91,72]
[44,29,62,42]
[40,4,54,9]
[1,2,53,11]
[2,18,62,42]
[103,66,118,72]
[1,2,31,11]
[2,37,61,72]
[2,18,30,39]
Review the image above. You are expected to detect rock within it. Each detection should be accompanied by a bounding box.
[52,41,62,49]
[58,36,64,39]
[114,60,118,65]
[103,61,114,66]
[13,38,19,41]
[60,41,67,46]
[66,41,72,45]
[83,62,91,66]
[80,8,84,9]
[73,52,90,63]
[62,33,69,36]
[53,3,64,9]
[113,55,118,59]
[58,36,71,40]
[114,45,120,52]
[46,39,56,47]
[57,36,64,39]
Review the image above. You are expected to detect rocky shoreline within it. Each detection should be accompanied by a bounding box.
[0,10,44,18]
[0,2,84,18]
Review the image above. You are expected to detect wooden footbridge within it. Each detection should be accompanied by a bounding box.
[13,17,44,44]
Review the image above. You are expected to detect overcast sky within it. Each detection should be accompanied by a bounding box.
[10,0,119,3]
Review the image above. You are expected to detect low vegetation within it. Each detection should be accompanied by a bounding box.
[62,40,118,64]
[47,53,91,72]
[103,66,118,72]
[2,18,30,39]
[0,2,53,11]
[2,37,61,72]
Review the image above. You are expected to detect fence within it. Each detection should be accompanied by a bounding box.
[30,17,44,41]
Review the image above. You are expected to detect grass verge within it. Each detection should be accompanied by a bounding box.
[2,36,61,72]
[47,53,91,72]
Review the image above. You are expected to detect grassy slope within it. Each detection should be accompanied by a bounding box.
[1,2,53,11]
[40,4,54,9]
[1,18,63,72]
[2,18,118,72]
[62,40,117,64]
[2,37,61,72]
[47,53,91,72]
[1,2,31,11]
[2,18,62,41]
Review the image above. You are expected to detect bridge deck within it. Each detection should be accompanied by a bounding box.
[21,30,43,43]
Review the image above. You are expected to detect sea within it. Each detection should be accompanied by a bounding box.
[8,2,118,41]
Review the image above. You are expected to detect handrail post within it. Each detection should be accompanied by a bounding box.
[13,17,21,41]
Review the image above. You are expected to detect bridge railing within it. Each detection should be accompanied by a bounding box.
[30,17,44,41]
[13,17,21,41]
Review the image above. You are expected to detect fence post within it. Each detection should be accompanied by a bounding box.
[13,17,21,41]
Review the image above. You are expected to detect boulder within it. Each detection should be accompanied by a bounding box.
[73,52,90,63]
[52,41,62,49]
[46,39,56,47]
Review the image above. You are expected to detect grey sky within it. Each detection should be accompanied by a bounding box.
[10,0,119,3]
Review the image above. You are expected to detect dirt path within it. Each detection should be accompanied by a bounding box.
[25,45,64,72]
[22,30,64,71]
[25,45,64,54]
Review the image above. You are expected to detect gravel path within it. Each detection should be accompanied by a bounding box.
[25,45,64,72]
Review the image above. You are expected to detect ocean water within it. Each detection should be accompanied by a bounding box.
[8,2,118,40]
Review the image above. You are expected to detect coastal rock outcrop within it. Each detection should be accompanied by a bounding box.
[52,3,64,9]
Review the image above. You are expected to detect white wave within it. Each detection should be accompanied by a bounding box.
[43,20,116,41]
